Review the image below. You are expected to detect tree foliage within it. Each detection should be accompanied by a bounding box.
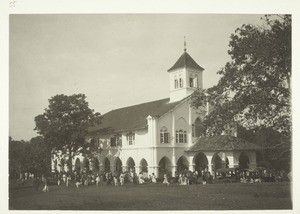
[191,15,291,136]
[9,136,51,178]
[34,94,101,171]
[190,15,291,167]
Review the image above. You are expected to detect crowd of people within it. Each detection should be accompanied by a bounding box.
[214,168,291,183]
[15,167,291,192]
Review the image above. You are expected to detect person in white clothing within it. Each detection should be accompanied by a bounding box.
[163,173,169,186]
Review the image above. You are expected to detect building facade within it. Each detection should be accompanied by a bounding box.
[51,47,260,178]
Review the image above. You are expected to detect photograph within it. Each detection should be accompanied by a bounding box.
[3,2,297,212]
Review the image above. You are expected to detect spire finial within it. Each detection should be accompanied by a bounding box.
[184,36,187,52]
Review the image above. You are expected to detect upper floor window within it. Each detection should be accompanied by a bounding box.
[176,130,187,143]
[160,127,170,144]
[126,132,135,145]
[110,137,116,147]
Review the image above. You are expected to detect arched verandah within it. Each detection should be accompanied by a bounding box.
[212,152,229,177]
[193,152,208,174]
[127,157,135,172]
[115,157,122,173]
[104,157,110,172]
[176,156,189,173]
[158,156,172,178]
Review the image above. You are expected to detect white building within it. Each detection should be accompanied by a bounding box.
[52,46,259,178]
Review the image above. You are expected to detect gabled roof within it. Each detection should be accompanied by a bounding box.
[185,135,261,152]
[88,98,181,134]
[168,51,204,72]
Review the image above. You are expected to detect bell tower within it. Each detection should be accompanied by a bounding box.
[168,38,204,102]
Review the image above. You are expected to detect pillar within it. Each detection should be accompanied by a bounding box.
[226,151,236,168]
[188,105,192,146]
[110,165,116,172]
[171,147,176,176]
[154,166,159,177]
[188,156,195,172]
[208,164,213,174]
[171,165,177,177]
[135,165,142,174]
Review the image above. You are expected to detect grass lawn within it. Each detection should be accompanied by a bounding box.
[9,181,292,210]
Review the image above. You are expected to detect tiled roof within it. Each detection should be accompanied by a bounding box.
[88,98,181,134]
[168,51,204,72]
[185,135,261,151]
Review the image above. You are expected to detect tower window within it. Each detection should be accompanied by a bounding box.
[190,77,198,88]
[179,78,183,88]
[190,78,194,87]
[174,79,178,89]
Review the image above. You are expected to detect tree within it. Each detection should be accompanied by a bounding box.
[27,136,52,175]
[34,94,101,172]
[9,138,30,179]
[191,15,291,165]
[9,136,52,178]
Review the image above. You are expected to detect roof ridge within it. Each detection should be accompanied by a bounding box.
[109,97,170,113]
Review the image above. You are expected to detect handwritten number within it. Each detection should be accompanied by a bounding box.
[9,1,16,8]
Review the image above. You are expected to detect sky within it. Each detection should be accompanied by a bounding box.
[9,14,266,141]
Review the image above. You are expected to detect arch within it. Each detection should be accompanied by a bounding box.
[140,158,148,173]
[176,117,188,130]
[115,157,123,173]
[158,156,172,178]
[212,152,229,176]
[127,157,135,172]
[75,158,81,172]
[238,151,250,169]
[193,152,208,173]
[104,157,110,172]
[176,156,189,173]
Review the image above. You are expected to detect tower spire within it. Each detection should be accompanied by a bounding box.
[184,36,187,52]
